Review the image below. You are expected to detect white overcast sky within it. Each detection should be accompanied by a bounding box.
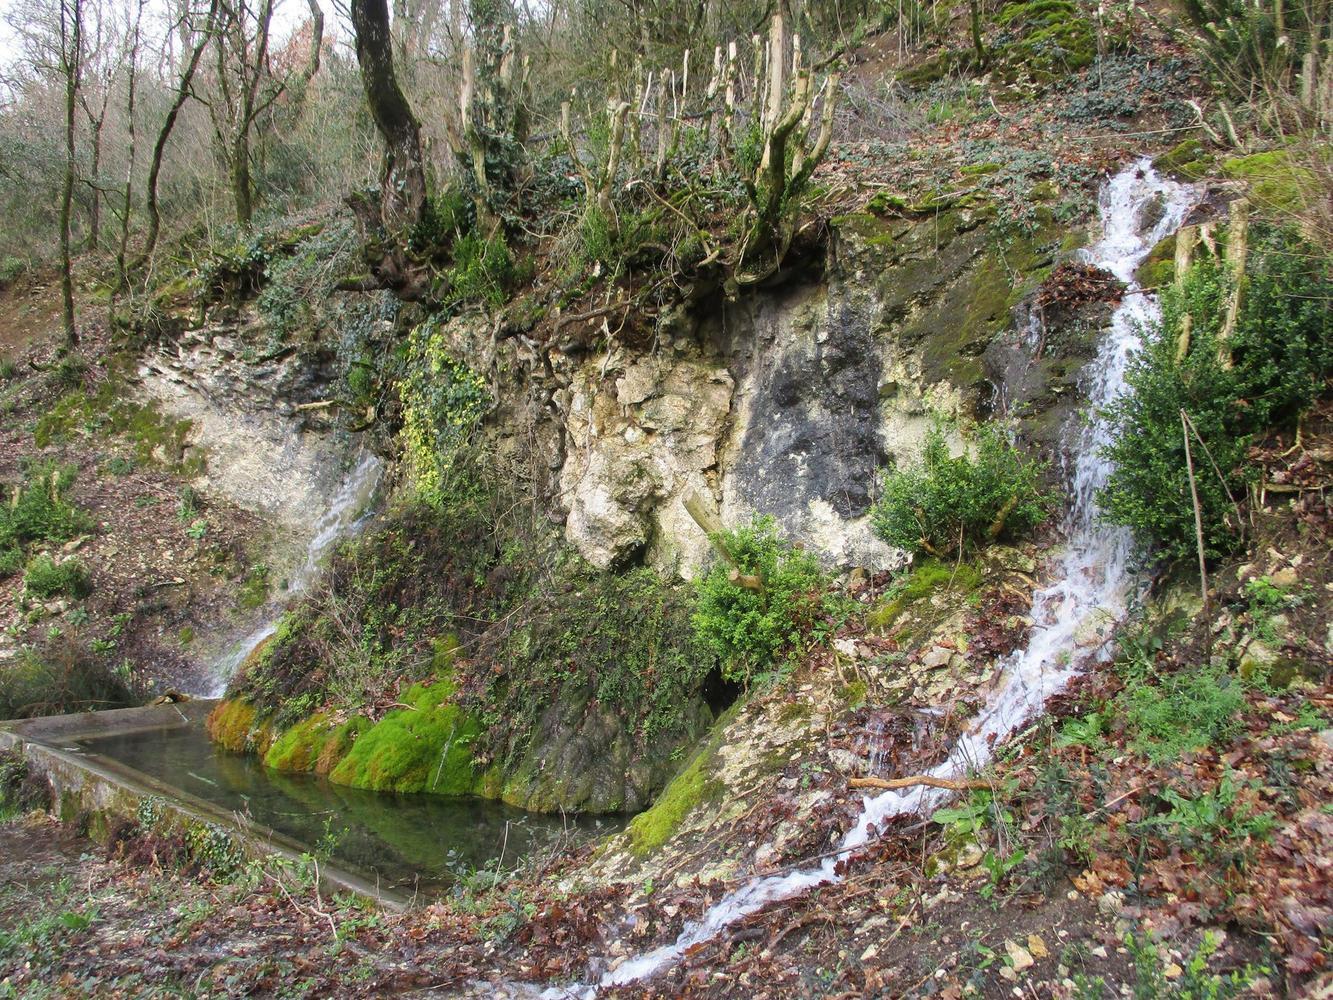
[0,0,343,80]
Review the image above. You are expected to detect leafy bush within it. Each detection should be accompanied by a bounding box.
[1114,622,1244,762]
[0,463,93,577]
[23,556,91,599]
[870,422,1052,556]
[1100,224,1332,562]
[692,516,839,684]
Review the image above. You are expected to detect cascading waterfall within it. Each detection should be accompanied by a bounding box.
[527,160,1199,999]
[205,451,384,697]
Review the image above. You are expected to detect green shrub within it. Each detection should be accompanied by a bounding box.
[692,516,839,684]
[870,422,1052,556]
[0,463,93,577]
[1122,665,1244,762]
[1100,225,1332,563]
[23,556,91,599]
[447,232,514,307]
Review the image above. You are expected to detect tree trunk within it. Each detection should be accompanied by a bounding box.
[232,131,253,227]
[87,118,102,250]
[351,0,426,236]
[59,0,82,351]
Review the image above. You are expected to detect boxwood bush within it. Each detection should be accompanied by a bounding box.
[870,422,1053,557]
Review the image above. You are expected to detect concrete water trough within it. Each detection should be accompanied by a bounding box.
[0,700,414,910]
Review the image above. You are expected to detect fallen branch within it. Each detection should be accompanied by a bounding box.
[849,775,989,792]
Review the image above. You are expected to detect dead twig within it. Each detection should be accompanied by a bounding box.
[849,775,989,792]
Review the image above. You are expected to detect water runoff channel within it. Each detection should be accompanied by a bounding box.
[515,160,1202,996]
[19,452,619,900]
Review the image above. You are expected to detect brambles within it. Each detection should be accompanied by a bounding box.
[870,423,1052,557]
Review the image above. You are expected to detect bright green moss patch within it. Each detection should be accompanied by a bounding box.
[264,714,336,772]
[626,745,720,856]
[1222,151,1316,214]
[1153,138,1212,180]
[328,679,482,794]
[1136,234,1177,290]
[866,558,983,632]
[206,699,273,754]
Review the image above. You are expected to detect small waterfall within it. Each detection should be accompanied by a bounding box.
[521,161,1199,997]
[205,452,385,697]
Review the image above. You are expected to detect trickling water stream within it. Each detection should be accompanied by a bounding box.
[529,161,1200,996]
[206,451,385,697]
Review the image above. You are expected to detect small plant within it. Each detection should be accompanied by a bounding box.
[692,516,836,684]
[871,422,1053,556]
[447,231,514,308]
[23,556,91,599]
[0,462,93,576]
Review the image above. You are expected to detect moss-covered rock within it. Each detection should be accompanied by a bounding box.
[867,558,984,634]
[205,699,275,755]
[327,678,482,795]
[1136,233,1177,290]
[1152,138,1213,181]
[625,721,727,855]
[1222,150,1316,214]
[992,0,1096,82]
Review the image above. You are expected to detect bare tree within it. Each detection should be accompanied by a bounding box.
[132,0,218,274]
[203,0,324,227]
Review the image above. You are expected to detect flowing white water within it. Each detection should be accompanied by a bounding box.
[205,451,385,696]
[521,162,1199,998]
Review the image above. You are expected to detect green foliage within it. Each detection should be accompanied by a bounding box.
[447,232,515,307]
[408,187,473,253]
[23,556,91,599]
[256,220,357,343]
[1100,224,1332,562]
[398,318,490,504]
[1125,929,1268,999]
[871,422,1052,556]
[1112,622,1244,762]
[328,678,482,794]
[866,557,983,631]
[1122,664,1244,762]
[692,516,838,684]
[1176,0,1328,93]
[0,463,93,577]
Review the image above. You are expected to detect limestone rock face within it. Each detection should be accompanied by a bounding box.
[136,314,358,532]
[560,355,734,574]
[552,203,1082,578]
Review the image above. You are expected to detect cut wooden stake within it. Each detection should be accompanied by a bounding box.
[850,775,990,792]
[1181,408,1212,660]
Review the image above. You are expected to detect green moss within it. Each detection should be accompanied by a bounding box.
[1222,150,1315,213]
[316,716,370,773]
[866,558,983,632]
[1136,234,1177,290]
[205,699,273,754]
[327,678,482,794]
[626,745,719,856]
[1153,138,1212,180]
[264,713,337,772]
[32,374,202,476]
